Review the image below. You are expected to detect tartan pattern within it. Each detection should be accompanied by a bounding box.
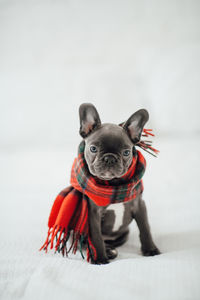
[40,141,146,263]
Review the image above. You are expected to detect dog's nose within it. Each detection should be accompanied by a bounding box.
[103,155,117,165]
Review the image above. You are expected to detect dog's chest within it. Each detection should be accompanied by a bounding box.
[101,202,133,233]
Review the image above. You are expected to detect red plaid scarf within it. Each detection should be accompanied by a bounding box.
[40,141,146,263]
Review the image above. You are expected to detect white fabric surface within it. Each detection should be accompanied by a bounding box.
[0,138,200,300]
[1,0,200,299]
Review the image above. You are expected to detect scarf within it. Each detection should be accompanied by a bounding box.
[39,141,146,263]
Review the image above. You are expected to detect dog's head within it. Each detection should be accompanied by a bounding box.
[79,103,149,180]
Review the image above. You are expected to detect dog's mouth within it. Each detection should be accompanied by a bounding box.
[89,159,126,181]
[98,174,115,180]
[97,169,125,181]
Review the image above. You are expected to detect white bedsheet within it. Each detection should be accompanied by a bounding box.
[1,0,200,298]
[0,137,200,300]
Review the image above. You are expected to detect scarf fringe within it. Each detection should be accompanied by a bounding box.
[39,226,97,263]
[136,128,159,157]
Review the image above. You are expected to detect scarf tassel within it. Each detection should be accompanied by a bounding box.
[136,128,160,157]
[87,236,97,262]
[40,227,97,262]
[39,194,98,262]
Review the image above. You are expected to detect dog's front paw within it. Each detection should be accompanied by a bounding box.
[142,247,161,256]
[92,257,110,265]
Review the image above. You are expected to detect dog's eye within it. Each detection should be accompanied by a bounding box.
[90,145,97,153]
[123,149,130,156]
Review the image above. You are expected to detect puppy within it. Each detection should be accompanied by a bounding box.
[79,103,160,264]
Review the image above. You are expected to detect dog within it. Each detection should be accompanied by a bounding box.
[78,103,160,264]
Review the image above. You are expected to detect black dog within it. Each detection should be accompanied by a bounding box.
[79,103,160,264]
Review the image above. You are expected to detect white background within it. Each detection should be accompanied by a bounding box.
[0,0,200,300]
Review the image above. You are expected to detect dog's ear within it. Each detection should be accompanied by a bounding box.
[79,103,101,138]
[122,109,149,144]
